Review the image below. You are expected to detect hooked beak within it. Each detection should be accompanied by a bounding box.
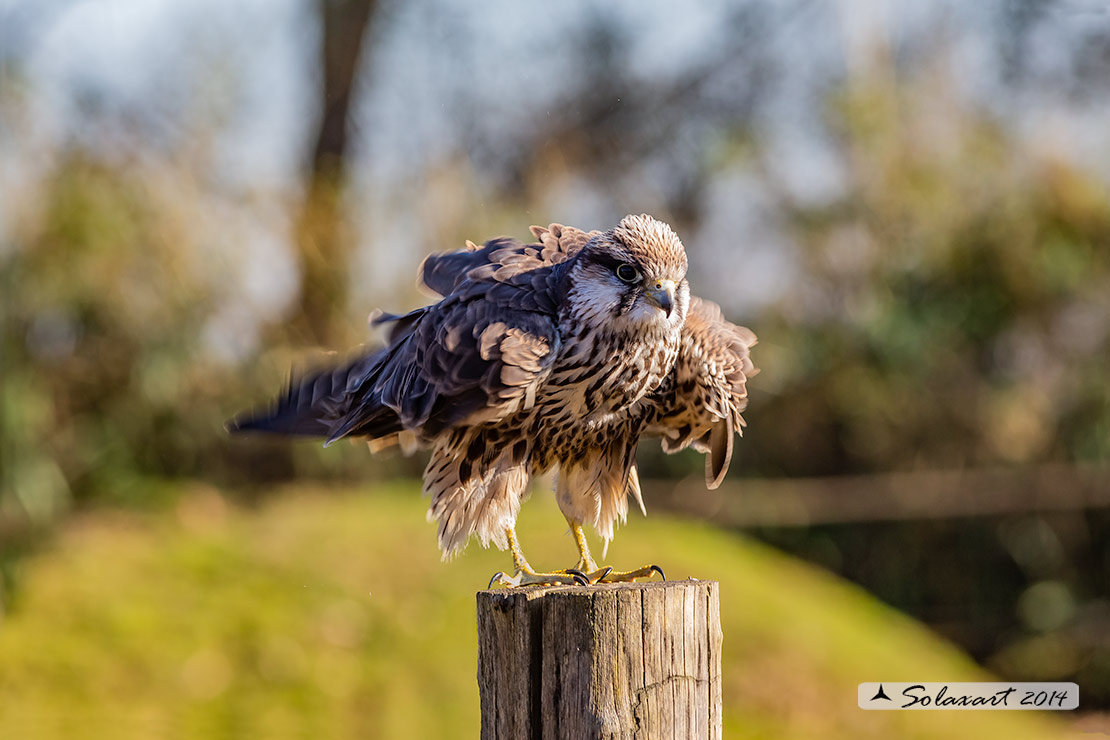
[648,279,677,317]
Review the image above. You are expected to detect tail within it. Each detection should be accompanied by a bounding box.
[227,349,403,444]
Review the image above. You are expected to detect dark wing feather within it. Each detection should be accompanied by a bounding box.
[643,297,758,489]
[418,223,599,297]
[231,242,568,446]
[418,237,520,297]
[228,351,391,438]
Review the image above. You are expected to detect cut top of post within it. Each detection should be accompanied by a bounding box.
[476,580,722,740]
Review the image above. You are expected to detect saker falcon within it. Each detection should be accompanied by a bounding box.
[230,214,758,587]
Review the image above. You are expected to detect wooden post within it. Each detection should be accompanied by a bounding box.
[476,580,722,740]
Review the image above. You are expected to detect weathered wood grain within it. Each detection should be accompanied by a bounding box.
[477,580,722,740]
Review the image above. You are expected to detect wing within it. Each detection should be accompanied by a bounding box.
[418,222,599,297]
[231,253,568,445]
[228,351,391,438]
[643,296,758,489]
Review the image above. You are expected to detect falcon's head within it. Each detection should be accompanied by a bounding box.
[564,214,691,334]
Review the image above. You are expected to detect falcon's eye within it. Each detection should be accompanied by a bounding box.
[615,263,641,283]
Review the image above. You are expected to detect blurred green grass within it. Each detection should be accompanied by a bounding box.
[0,481,1068,739]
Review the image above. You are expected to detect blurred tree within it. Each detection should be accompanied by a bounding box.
[292,0,379,346]
[456,3,777,233]
[1,153,228,521]
[0,149,390,533]
[739,74,1110,477]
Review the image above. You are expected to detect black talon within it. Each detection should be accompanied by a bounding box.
[596,566,614,581]
[565,568,587,579]
[650,565,666,581]
[571,573,589,586]
[488,572,504,590]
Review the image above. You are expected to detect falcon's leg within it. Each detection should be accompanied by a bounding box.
[487,526,588,589]
[567,521,611,582]
[567,521,665,584]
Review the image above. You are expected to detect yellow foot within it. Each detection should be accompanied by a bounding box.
[563,521,666,585]
[488,568,588,589]
[588,564,666,584]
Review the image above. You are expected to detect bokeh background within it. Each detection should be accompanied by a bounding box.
[1,0,1108,737]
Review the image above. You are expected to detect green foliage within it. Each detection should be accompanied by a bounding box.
[0,483,1068,740]
[2,152,227,522]
[0,152,391,531]
[744,82,1110,476]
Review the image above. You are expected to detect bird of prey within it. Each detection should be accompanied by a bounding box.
[231,214,757,587]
